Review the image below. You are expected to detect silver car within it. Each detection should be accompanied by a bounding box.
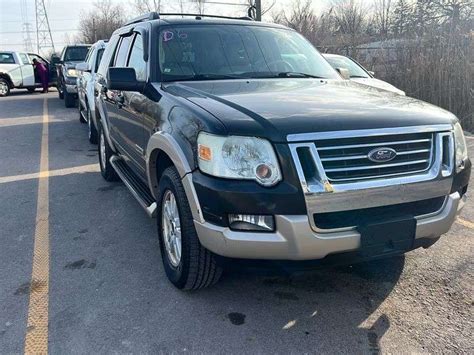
[76,40,107,144]
[323,53,405,95]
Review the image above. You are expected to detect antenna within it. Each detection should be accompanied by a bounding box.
[35,0,55,55]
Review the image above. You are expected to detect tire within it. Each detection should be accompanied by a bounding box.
[157,166,223,290]
[64,91,75,108]
[78,102,87,123]
[58,86,64,99]
[87,108,98,144]
[98,122,119,181]
[27,87,36,93]
[0,78,10,97]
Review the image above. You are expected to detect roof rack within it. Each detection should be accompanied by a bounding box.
[125,12,254,26]
[125,12,160,26]
[159,13,254,21]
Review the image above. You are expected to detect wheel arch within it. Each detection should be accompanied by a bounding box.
[146,132,204,223]
[0,73,13,88]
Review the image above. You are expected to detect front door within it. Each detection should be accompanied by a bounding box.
[18,53,34,86]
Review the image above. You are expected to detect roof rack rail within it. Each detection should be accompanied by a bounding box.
[125,12,160,26]
[158,13,254,21]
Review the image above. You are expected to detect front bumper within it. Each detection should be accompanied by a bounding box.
[195,191,464,260]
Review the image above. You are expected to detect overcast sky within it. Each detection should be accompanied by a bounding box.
[0,0,331,54]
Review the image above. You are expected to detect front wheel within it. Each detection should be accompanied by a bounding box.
[98,122,119,181]
[157,167,223,290]
[0,79,10,97]
[64,91,75,108]
[87,108,98,144]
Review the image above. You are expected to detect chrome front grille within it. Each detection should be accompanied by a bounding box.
[287,125,455,231]
[315,132,433,181]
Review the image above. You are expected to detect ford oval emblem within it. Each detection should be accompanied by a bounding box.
[368,147,397,163]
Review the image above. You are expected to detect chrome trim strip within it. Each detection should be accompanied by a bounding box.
[287,124,452,142]
[316,138,431,151]
[320,149,431,162]
[324,159,429,173]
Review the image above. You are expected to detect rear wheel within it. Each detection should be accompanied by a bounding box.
[157,167,223,290]
[87,108,98,144]
[0,79,10,97]
[64,91,75,108]
[98,122,119,181]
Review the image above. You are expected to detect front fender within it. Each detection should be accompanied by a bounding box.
[146,132,204,223]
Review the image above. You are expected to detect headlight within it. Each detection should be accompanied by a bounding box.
[67,68,78,77]
[453,122,468,172]
[197,132,282,186]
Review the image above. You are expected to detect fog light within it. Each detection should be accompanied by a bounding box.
[228,214,275,232]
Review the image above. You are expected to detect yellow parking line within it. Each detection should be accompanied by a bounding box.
[24,98,50,354]
[0,164,100,184]
[456,217,474,230]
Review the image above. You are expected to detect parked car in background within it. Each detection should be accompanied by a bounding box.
[95,13,469,290]
[55,44,90,107]
[76,40,107,144]
[0,51,55,96]
[323,53,405,95]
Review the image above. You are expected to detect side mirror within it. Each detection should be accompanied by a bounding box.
[76,62,90,72]
[107,67,144,92]
[368,70,375,77]
[336,67,351,80]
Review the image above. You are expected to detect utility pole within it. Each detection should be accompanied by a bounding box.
[20,0,34,52]
[255,0,262,21]
[35,0,55,55]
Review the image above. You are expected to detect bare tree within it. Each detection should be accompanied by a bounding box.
[392,0,413,36]
[194,0,207,15]
[77,0,125,43]
[332,0,367,49]
[373,0,393,36]
[132,0,162,13]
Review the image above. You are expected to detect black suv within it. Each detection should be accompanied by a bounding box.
[55,44,90,107]
[95,13,470,290]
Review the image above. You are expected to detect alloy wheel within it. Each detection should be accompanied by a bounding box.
[162,190,182,267]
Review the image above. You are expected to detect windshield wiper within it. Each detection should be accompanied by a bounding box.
[349,75,369,78]
[164,73,244,82]
[277,72,326,79]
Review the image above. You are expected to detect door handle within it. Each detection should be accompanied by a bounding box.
[116,93,125,108]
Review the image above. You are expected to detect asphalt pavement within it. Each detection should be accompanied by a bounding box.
[0,90,473,354]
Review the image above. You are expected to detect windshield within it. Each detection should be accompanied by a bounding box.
[324,55,369,78]
[64,46,90,62]
[158,25,339,81]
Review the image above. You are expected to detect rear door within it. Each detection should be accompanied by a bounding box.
[106,32,148,175]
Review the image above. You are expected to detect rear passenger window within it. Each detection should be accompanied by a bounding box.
[127,34,146,81]
[114,36,132,67]
[19,53,30,64]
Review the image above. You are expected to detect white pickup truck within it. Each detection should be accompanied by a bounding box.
[0,51,55,97]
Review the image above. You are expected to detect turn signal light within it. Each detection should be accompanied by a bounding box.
[198,144,212,161]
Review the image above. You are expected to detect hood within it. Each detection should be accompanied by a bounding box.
[351,77,405,96]
[164,79,455,142]
[64,61,81,69]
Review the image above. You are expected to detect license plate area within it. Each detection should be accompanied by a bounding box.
[357,217,416,257]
